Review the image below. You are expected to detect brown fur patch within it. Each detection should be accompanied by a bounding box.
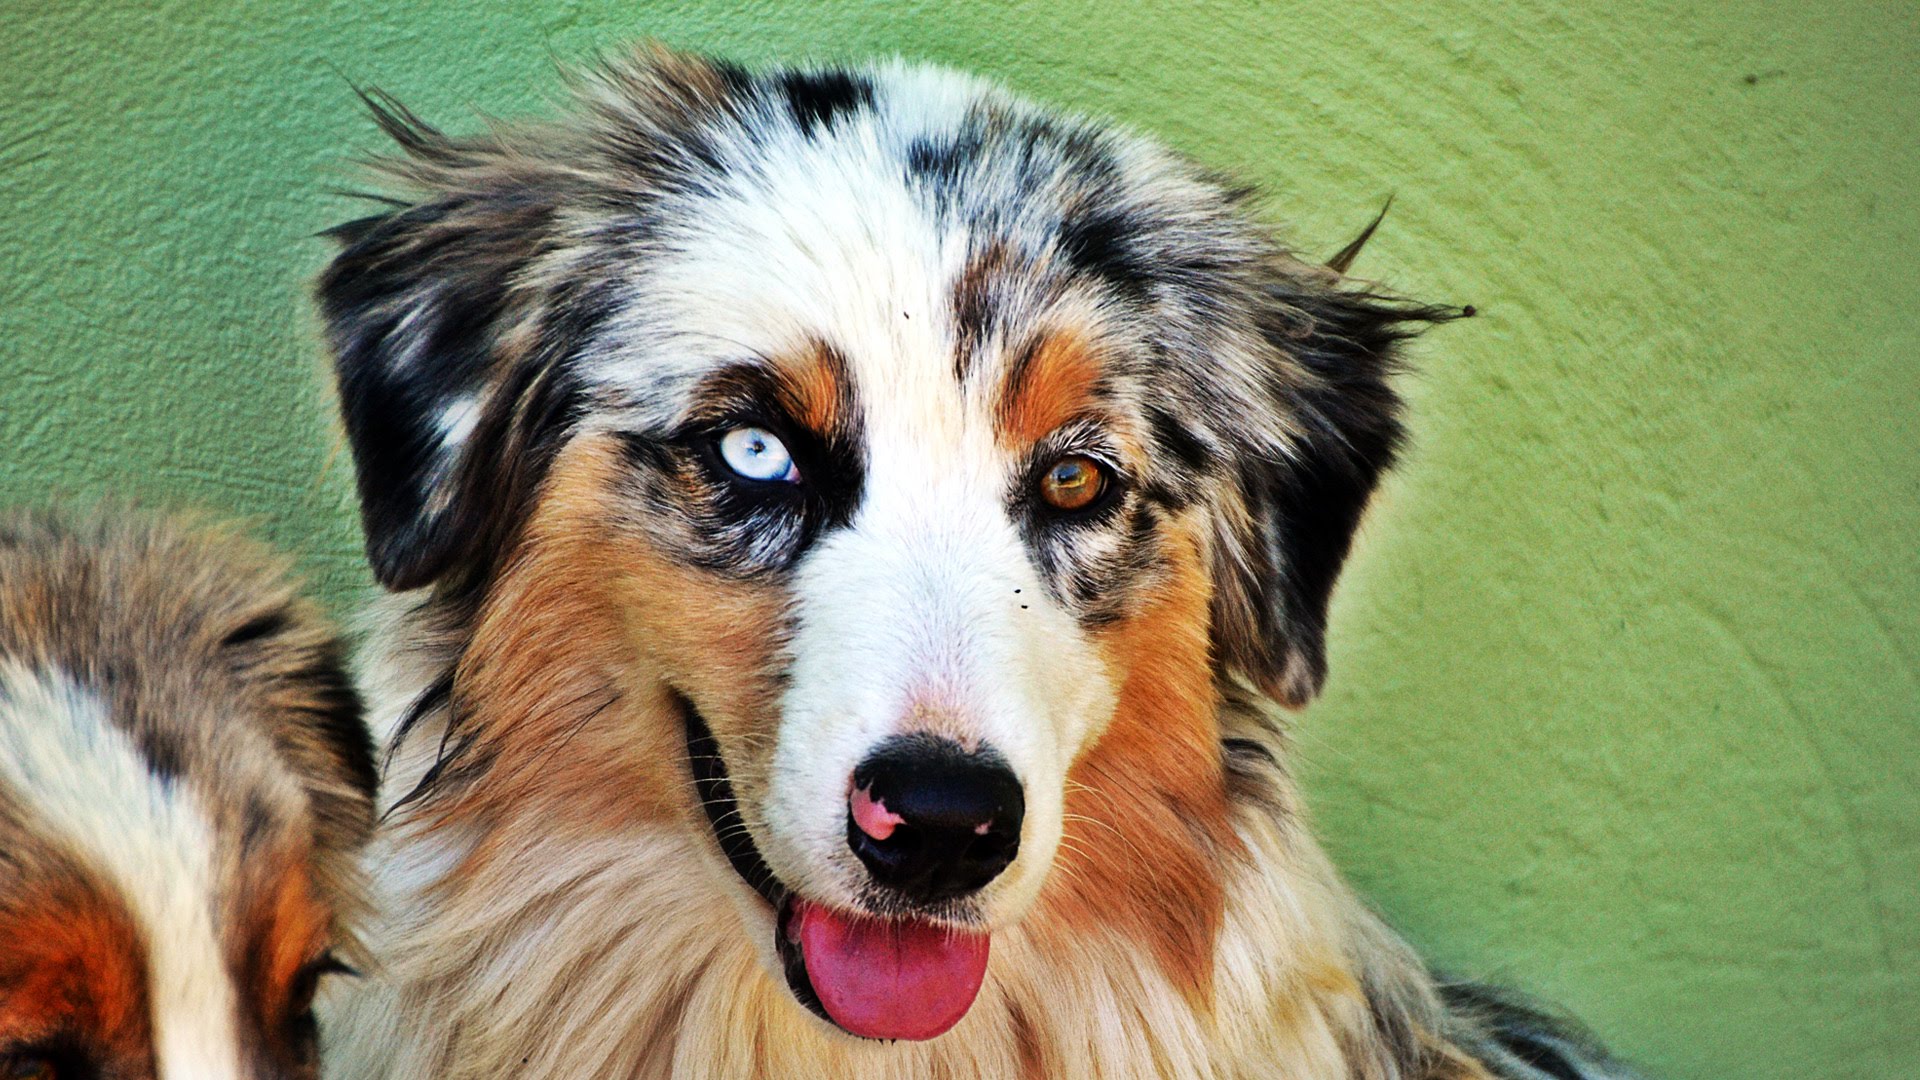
[234,847,333,1053]
[0,873,150,1067]
[426,447,670,835]
[953,241,1015,380]
[995,330,1107,448]
[1039,517,1237,1005]
[1007,1001,1047,1080]
[778,340,855,436]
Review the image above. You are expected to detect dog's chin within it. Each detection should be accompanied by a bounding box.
[678,692,993,1042]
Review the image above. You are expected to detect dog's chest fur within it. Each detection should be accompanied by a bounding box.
[324,611,1443,1080]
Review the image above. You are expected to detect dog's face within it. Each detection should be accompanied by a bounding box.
[0,515,377,1078]
[322,51,1449,1041]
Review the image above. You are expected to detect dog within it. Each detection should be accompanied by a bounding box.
[314,47,1637,1079]
[0,510,378,1078]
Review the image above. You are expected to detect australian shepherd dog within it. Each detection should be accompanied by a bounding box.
[0,511,376,1078]
[314,47,1637,1079]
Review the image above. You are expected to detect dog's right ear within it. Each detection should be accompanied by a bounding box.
[1207,246,1467,709]
[315,94,582,592]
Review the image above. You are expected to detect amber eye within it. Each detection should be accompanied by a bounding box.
[1038,455,1107,512]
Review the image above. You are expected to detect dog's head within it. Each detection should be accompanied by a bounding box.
[0,512,376,1078]
[320,49,1454,1041]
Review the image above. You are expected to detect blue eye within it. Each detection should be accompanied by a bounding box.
[718,426,800,483]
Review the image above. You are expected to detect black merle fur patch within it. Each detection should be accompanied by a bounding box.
[319,198,529,589]
[1440,983,1644,1080]
[1057,207,1157,300]
[906,132,980,189]
[776,69,875,136]
[290,642,379,808]
[1146,405,1215,475]
[136,726,187,781]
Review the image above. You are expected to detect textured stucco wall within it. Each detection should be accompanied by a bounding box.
[3,2,1914,1076]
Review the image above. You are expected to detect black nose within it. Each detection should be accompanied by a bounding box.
[847,735,1024,904]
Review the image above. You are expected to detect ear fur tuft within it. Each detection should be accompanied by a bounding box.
[1325,195,1394,276]
[1211,263,1467,707]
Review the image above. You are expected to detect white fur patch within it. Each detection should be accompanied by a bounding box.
[0,661,247,1080]
[435,395,482,450]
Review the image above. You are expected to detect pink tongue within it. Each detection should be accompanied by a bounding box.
[792,899,990,1041]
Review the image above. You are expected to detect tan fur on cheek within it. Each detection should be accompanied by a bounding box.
[434,439,678,839]
[1038,520,1239,1008]
[597,495,795,814]
[431,435,792,842]
[0,881,151,1061]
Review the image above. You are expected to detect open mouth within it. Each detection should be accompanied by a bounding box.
[679,693,991,1041]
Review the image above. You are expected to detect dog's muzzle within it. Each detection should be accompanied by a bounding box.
[679,695,1005,1040]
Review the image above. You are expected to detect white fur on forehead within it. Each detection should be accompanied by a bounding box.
[582,70,962,411]
[568,57,1282,466]
[576,60,1214,413]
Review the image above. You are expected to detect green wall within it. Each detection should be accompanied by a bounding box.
[3,2,1914,1076]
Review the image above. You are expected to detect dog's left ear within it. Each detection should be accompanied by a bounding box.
[314,94,593,593]
[316,54,751,592]
[1209,256,1465,707]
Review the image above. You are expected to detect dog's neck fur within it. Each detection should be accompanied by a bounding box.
[320,595,1492,1080]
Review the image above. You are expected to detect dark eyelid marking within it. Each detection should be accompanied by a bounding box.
[674,363,806,435]
[617,363,816,471]
[1024,418,1131,484]
[675,344,856,441]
